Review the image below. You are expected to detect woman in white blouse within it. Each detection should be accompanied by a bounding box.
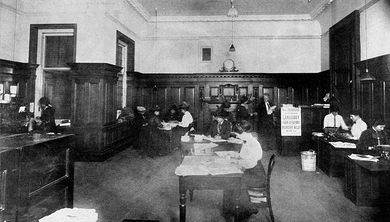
[172,101,194,148]
[178,101,193,128]
[224,120,266,220]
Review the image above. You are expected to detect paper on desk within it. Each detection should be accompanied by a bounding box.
[208,166,243,175]
[175,165,209,175]
[329,142,356,149]
[312,132,325,137]
[175,156,243,176]
[215,151,239,158]
[39,208,98,222]
[192,143,218,155]
[227,137,244,144]
[348,154,379,162]
[204,138,227,143]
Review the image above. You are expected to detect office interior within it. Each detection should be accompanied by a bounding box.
[0,0,390,221]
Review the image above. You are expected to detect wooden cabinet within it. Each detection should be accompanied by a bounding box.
[69,63,133,161]
[0,148,19,221]
[315,137,356,177]
[0,133,74,222]
[344,157,390,206]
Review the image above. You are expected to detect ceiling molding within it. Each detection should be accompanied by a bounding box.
[105,12,140,40]
[129,0,314,22]
[153,14,313,23]
[0,1,21,14]
[310,0,333,19]
[142,35,321,41]
[126,0,151,22]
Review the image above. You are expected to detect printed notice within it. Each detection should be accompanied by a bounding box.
[281,107,301,136]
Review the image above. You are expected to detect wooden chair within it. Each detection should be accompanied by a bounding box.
[247,154,276,222]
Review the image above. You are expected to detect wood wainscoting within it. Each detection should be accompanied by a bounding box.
[134,72,329,136]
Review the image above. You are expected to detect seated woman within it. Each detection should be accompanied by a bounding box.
[172,101,194,148]
[28,97,56,133]
[206,110,231,140]
[223,120,265,220]
[148,105,163,128]
[164,104,181,122]
[142,105,170,157]
[357,118,388,155]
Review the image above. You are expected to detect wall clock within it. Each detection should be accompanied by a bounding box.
[219,59,238,72]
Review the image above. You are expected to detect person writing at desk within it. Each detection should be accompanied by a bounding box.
[348,109,367,139]
[163,104,181,122]
[28,97,56,133]
[357,118,388,154]
[224,120,265,221]
[206,110,232,140]
[172,101,194,148]
[323,105,348,130]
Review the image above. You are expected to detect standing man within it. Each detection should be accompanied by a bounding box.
[255,93,276,150]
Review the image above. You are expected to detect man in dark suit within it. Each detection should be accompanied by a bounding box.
[255,93,276,150]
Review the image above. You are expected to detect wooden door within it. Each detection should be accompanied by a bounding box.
[330,11,360,114]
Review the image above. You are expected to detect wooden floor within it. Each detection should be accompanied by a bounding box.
[73,146,382,222]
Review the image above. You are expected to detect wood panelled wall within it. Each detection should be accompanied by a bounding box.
[69,63,124,161]
[355,54,390,129]
[133,72,329,133]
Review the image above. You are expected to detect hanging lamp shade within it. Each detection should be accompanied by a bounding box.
[360,68,376,81]
[227,5,238,17]
[229,44,236,52]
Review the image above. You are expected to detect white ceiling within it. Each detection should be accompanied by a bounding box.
[134,0,324,17]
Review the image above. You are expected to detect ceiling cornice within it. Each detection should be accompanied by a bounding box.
[129,0,314,22]
[154,14,313,23]
[309,0,333,19]
[105,12,140,40]
[126,0,151,22]
[143,35,321,41]
[0,1,21,14]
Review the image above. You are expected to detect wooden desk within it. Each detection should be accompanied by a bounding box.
[180,137,242,157]
[344,157,390,206]
[0,133,74,221]
[176,155,243,222]
[313,136,357,177]
[179,175,241,222]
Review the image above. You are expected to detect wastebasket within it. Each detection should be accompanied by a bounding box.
[301,150,316,171]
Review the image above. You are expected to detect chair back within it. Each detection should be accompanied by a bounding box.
[266,154,276,192]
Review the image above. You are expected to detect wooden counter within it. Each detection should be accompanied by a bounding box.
[344,157,390,207]
[0,133,74,222]
[312,135,357,177]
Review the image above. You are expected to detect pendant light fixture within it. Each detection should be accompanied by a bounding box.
[227,0,238,52]
[360,0,376,81]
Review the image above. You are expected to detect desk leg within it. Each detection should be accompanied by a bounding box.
[234,189,240,222]
[179,177,186,222]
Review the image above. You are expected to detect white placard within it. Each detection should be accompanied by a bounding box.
[29,102,35,113]
[281,107,301,136]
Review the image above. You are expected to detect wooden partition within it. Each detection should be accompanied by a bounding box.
[68,63,134,161]
[134,72,329,135]
[355,54,390,130]
[0,59,37,134]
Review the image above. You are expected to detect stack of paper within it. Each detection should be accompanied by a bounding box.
[329,142,356,149]
[39,208,98,222]
[348,154,379,162]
